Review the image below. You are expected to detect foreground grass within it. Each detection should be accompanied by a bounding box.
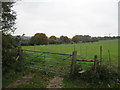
[3,53,55,88]
[63,78,118,88]
[63,64,119,88]
[18,71,54,88]
[3,39,118,88]
[2,69,29,88]
[3,70,54,88]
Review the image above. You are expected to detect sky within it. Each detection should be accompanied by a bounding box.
[12,0,119,38]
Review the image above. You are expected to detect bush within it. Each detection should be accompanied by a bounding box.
[81,65,118,83]
[2,33,22,76]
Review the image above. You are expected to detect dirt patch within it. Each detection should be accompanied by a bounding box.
[6,72,34,88]
[47,76,63,88]
[6,67,65,88]
[47,67,64,88]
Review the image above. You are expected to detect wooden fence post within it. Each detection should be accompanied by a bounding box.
[100,46,102,65]
[71,51,77,75]
[94,55,98,71]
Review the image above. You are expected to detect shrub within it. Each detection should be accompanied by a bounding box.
[81,65,118,83]
[2,34,25,76]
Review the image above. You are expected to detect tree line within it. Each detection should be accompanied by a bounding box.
[20,33,120,46]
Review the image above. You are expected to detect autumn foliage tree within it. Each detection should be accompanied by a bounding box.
[49,35,56,40]
[60,35,70,44]
[72,36,80,43]
[48,35,57,44]
[30,33,48,45]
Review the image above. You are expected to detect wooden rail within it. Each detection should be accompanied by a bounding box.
[22,49,99,75]
[22,49,72,56]
[76,59,95,62]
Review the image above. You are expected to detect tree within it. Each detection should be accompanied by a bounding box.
[49,35,56,40]
[30,33,48,45]
[49,35,57,44]
[60,35,64,43]
[55,39,62,44]
[1,2,23,75]
[72,35,92,42]
[60,35,70,44]
[72,36,80,43]
[91,37,98,42]
[63,36,70,44]
[21,38,30,46]
[29,36,36,45]
[82,35,91,42]
[1,2,16,33]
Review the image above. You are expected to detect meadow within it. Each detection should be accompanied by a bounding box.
[22,39,119,70]
[3,39,119,88]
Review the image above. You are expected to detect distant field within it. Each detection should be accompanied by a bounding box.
[22,39,119,70]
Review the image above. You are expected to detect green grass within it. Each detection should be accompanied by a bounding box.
[3,62,54,88]
[18,71,54,88]
[63,78,110,88]
[2,69,29,88]
[22,52,72,75]
[21,39,119,88]
[63,64,119,88]
[63,78,118,88]
[22,39,119,70]
[4,39,118,88]
[2,52,54,88]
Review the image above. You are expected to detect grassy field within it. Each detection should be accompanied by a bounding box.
[22,39,119,70]
[21,39,119,88]
[3,39,119,88]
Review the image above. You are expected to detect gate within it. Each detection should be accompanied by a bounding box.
[22,49,98,76]
[22,49,72,75]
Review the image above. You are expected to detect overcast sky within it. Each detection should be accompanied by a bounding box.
[12,0,119,38]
